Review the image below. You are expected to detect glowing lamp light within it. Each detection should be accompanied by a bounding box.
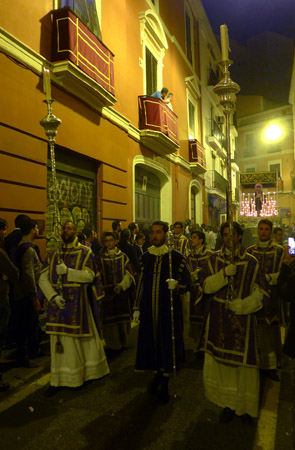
[265,125,282,141]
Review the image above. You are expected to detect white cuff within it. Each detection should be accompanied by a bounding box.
[229,288,263,315]
[39,269,57,301]
[67,268,94,283]
[120,272,132,291]
[204,269,228,294]
[268,272,279,286]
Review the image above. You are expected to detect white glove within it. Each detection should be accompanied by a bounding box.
[52,295,66,310]
[113,284,122,294]
[133,310,140,322]
[225,264,237,277]
[265,274,271,283]
[166,278,178,290]
[56,263,67,275]
[191,268,200,282]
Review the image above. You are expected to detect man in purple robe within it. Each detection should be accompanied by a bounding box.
[247,219,284,381]
[39,221,109,395]
[133,221,190,403]
[100,231,135,351]
[187,230,212,351]
[199,222,263,424]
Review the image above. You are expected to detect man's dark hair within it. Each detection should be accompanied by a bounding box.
[103,231,117,241]
[119,228,131,243]
[77,232,86,244]
[135,232,145,242]
[151,221,169,234]
[63,221,77,230]
[161,88,168,95]
[258,219,273,230]
[0,218,8,231]
[20,218,37,235]
[220,221,243,237]
[173,221,183,228]
[112,220,121,231]
[191,230,205,243]
[128,222,138,232]
[273,227,283,234]
[83,224,94,238]
[15,214,30,228]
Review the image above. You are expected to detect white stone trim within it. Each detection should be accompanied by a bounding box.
[0,27,45,74]
[189,179,203,224]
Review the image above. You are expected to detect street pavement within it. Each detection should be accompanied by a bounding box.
[0,325,294,450]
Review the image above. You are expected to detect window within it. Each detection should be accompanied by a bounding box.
[139,10,168,95]
[269,162,281,177]
[188,100,195,139]
[245,167,256,173]
[61,0,101,40]
[185,8,193,65]
[145,47,157,95]
[244,133,255,156]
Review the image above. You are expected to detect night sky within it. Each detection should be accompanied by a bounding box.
[203,0,295,43]
[203,0,295,103]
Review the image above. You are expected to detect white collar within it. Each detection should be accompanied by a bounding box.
[258,240,271,248]
[148,244,169,256]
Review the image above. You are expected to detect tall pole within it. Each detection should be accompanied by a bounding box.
[213,25,240,301]
[167,230,176,375]
[40,67,63,290]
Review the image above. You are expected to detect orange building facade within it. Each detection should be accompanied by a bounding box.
[0,0,229,255]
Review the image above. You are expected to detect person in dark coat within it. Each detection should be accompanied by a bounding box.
[133,221,190,403]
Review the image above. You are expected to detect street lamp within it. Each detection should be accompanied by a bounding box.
[265,124,282,141]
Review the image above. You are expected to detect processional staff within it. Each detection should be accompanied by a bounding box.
[213,25,240,301]
[167,230,177,376]
[40,67,63,290]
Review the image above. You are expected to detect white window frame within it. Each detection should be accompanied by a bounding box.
[268,160,282,177]
[145,0,159,13]
[244,163,257,172]
[186,77,200,140]
[139,10,168,95]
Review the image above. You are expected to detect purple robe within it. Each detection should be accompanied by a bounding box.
[247,241,284,325]
[41,241,104,337]
[199,246,260,367]
[187,246,212,327]
[173,235,189,255]
[100,248,134,326]
[134,249,190,375]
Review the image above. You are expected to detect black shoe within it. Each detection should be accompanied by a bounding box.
[157,385,170,404]
[29,350,47,359]
[219,407,235,423]
[147,372,163,395]
[241,414,253,425]
[268,370,280,382]
[45,386,62,397]
[16,359,38,368]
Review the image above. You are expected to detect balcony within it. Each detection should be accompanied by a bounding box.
[51,8,116,112]
[207,118,226,155]
[138,96,179,156]
[207,170,227,198]
[189,139,206,175]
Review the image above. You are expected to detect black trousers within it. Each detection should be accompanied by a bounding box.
[14,297,39,363]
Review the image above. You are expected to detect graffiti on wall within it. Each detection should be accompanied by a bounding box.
[46,173,94,252]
